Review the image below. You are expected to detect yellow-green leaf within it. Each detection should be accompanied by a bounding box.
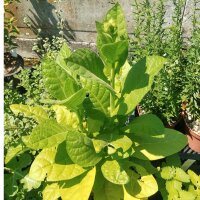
[56,42,71,75]
[117,56,167,115]
[5,144,23,164]
[42,56,79,100]
[101,160,129,185]
[123,114,164,135]
[29,145,86,181]
[174,168,190,183]
[92,139,107,153]
[94,179,124,200]
[66,131,102,167]
[60,167,96,200]
[43,183,60,200]
[29,147,56,181]
[52,105,79,128]
[123,187,147,200]
[125,170,158,199]
[160,166,176,180]
[22,119,68,150]
[132,128,187,160]
[188,170,200,187]
[10,104,48,123]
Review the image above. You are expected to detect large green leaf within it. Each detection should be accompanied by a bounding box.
[83,79,111,115]
[43,168,96,200]
[117,56,167,115]
[96,3,128,75]
[93,178,124,200]
[96,22,113,58]
[123,114,165,135]
[97,133,133,155]
[131,128,187,160]
[10,104,48,123]
[59,167,96,200]
[96,3,128,46]
[124,169,158,199]
[42,88,86,111]
[66,48,113,91]
[29,144,86,181]
[52,105,79,128]
[86,107,106,133]
[22,119,68,150]
[130,158,157,174]
[123,188,146,200]
[109,135,133,153]
[100,40,128,69]
[42,56,79,100]
[56,42,71,75]
[43,183,60,200]
[101,160,129,185]
[66,131,102,167]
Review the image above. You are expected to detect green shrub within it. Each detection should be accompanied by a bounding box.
[130,0,199,125]
[4,0,20,50]
[181,0,200,121]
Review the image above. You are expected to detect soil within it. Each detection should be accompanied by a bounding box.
[4,52,24,76]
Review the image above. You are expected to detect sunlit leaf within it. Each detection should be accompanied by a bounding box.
[59,167,96,200]
[29,144,86,181]
[123,114,164,135]
[131,128,187,160]
[124,169,158,198]
[52,105,79,128]
[22,119,68,149]
[43,183,60,200]
[101,160,129,185]
[42,56,79,100]
[66,131,102,167]
[10,104,48,123]
[117,56,167,115]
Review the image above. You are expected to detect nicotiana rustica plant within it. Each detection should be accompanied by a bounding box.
[5,3,187,200]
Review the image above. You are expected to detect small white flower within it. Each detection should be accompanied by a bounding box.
[59,31,64,35]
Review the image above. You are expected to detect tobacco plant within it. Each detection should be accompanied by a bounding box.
[6,4,187,199]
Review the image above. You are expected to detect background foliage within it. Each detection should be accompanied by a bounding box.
[131,0,200,124]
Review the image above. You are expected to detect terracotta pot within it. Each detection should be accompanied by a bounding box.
[184,117,200,153]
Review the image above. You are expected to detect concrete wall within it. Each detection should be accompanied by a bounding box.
[9,0,198,58]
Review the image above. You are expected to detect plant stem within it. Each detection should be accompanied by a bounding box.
[110,64,115,115]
